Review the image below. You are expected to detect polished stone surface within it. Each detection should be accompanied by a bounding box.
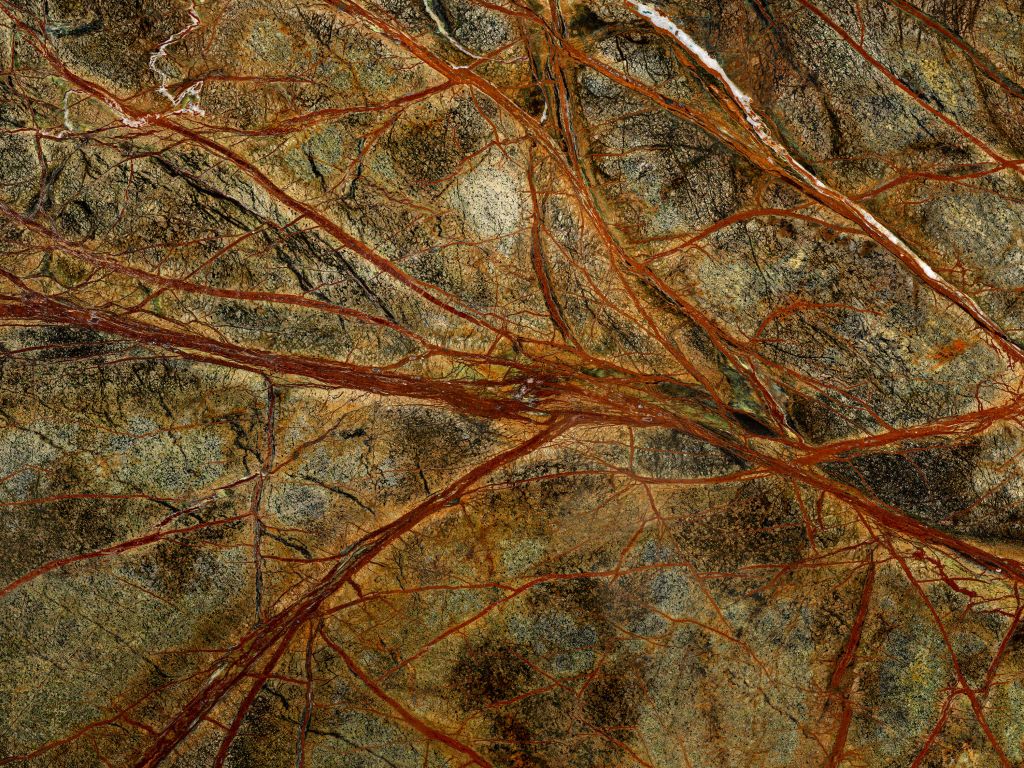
[3,0,1024,765]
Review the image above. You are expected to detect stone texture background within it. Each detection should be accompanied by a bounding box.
[2,0,1024,765]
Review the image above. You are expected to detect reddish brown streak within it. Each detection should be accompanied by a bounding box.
[827,554,875,768]
[129,418,576,768]
[322,630,496,768]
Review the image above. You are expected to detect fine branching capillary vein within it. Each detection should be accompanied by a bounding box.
[2,0,1023,583]
[625,0,1024,367]
[390,1,814,434]
[128,416,576,768]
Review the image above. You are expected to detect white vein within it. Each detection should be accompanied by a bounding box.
[628,0,1011,354]
[423,0,481,61]
[148,0,205,115]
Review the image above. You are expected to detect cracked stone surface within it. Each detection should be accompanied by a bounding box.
[3,0,1024,765]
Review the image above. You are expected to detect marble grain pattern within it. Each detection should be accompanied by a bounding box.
[2,0,1024,765]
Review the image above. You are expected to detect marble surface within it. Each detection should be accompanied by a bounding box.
[3,0,1024,765]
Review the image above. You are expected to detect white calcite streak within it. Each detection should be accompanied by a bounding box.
[41,88,78,138]
[423,0,481,61]
[95,1,207,129]
[149,0,205,114]
[627,0,1019,360]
